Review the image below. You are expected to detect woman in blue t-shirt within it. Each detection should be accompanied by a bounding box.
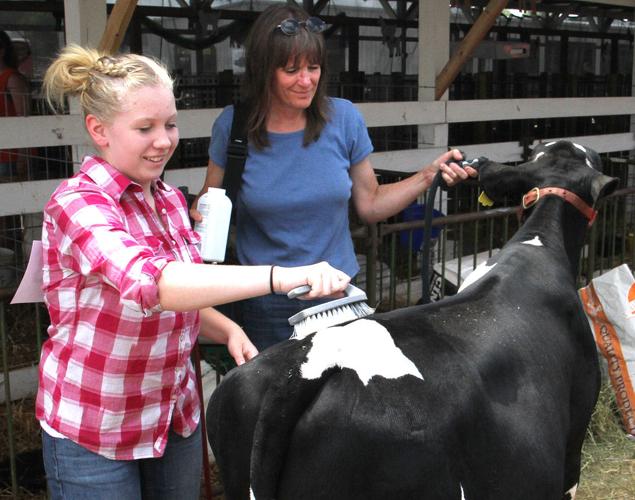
[192,4,477,351]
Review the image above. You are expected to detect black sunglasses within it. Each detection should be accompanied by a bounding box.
[276,17,326,36]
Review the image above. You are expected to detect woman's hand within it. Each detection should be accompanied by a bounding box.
[273,262,350,299]
[429,149,478,187]
[189,193,203,223]
[226,326,259,366]
[191,160,225,223]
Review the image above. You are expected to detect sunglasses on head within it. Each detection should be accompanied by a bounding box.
[276,17,326,36]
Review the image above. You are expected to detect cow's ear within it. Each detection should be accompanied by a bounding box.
[591,175,619,203]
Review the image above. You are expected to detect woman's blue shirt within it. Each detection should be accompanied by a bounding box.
[208,97,373,277]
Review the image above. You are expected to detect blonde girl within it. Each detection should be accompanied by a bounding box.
[38,45,349,499]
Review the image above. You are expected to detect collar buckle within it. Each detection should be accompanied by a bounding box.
[522,187,540,209]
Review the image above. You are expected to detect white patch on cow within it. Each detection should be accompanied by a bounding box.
[565,483,578,499]
[573,143,587,154]
[301,319,423,385]
[457,262,498,293]
[533,151,545,162]
[521,236,543,246]
[250,487,256,500]
[461,484,466,499]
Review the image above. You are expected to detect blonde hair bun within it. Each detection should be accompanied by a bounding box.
[43,44,174,123]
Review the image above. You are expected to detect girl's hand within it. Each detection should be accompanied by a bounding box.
[226,326,258,365]
[273,262,350,299]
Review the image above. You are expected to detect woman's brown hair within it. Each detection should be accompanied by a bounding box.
[242,4,330,149]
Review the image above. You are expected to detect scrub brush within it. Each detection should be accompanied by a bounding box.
[287,284,375,339]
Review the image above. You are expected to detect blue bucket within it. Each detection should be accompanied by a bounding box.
[399,203,444,253]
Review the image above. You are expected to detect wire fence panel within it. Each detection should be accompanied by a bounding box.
[354,164,635,310]
[1,143,635,498]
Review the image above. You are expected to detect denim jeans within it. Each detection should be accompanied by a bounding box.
[42,424,202,500]
[241,293,329,351]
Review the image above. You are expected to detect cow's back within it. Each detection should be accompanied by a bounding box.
[209,287,597,500]
[272,306,590,499]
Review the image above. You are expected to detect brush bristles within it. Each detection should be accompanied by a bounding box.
[291,302,375,339]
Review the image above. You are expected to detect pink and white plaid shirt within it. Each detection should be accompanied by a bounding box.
[36,155,204,460]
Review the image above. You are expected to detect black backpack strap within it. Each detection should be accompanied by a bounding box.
[221,103,249,206]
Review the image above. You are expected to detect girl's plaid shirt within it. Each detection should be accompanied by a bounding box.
[36,156,205,460]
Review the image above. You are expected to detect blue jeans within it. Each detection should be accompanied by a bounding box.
[42,424,202,500]
[241,294,329,351]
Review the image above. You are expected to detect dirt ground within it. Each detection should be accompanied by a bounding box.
[576,386,635,500]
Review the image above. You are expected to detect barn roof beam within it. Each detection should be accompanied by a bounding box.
[436,0,509,100]
[312,0,330,16]
[406,2,418,20]
[587,15,616,32]
[454,0,634,21]
[98,0,138,54]
[543,6,576,30]
[2,1,633,23]
[378,0,398,19]
[1,1,632,50]
[451,22,631,39]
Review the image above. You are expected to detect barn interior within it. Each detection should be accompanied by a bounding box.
[1,0,635,498]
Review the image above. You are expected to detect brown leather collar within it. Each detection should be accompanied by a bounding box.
[519,187,597,227]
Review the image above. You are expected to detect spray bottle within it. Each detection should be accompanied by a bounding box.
[194,187,232,263]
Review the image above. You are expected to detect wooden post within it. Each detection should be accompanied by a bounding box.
[98,0,138,54]
[64,0,107,172]
[435,0,508,100]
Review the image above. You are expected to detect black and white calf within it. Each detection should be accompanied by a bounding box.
[206,140,618,500]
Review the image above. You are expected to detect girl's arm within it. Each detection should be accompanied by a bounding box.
[198,307,257,365]
[158,260,350,311]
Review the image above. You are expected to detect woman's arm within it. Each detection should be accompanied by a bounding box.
[198,307,258,365]
[7,73,30,178]
[7,72,29,117]
[350,149,477,224]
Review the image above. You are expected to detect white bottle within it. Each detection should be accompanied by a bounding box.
[194,187,232,263]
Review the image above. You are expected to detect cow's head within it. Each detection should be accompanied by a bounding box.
[476,140,619,209]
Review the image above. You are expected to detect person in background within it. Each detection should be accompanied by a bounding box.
[14,37,33,80]
[191,4,478,351]
[38,44,349,499]
[0,30,30,179]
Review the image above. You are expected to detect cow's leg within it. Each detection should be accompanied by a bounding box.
[207,370,259,500]
[561,336,600,500]
[561,445,583,500]
[563,483,578,500]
